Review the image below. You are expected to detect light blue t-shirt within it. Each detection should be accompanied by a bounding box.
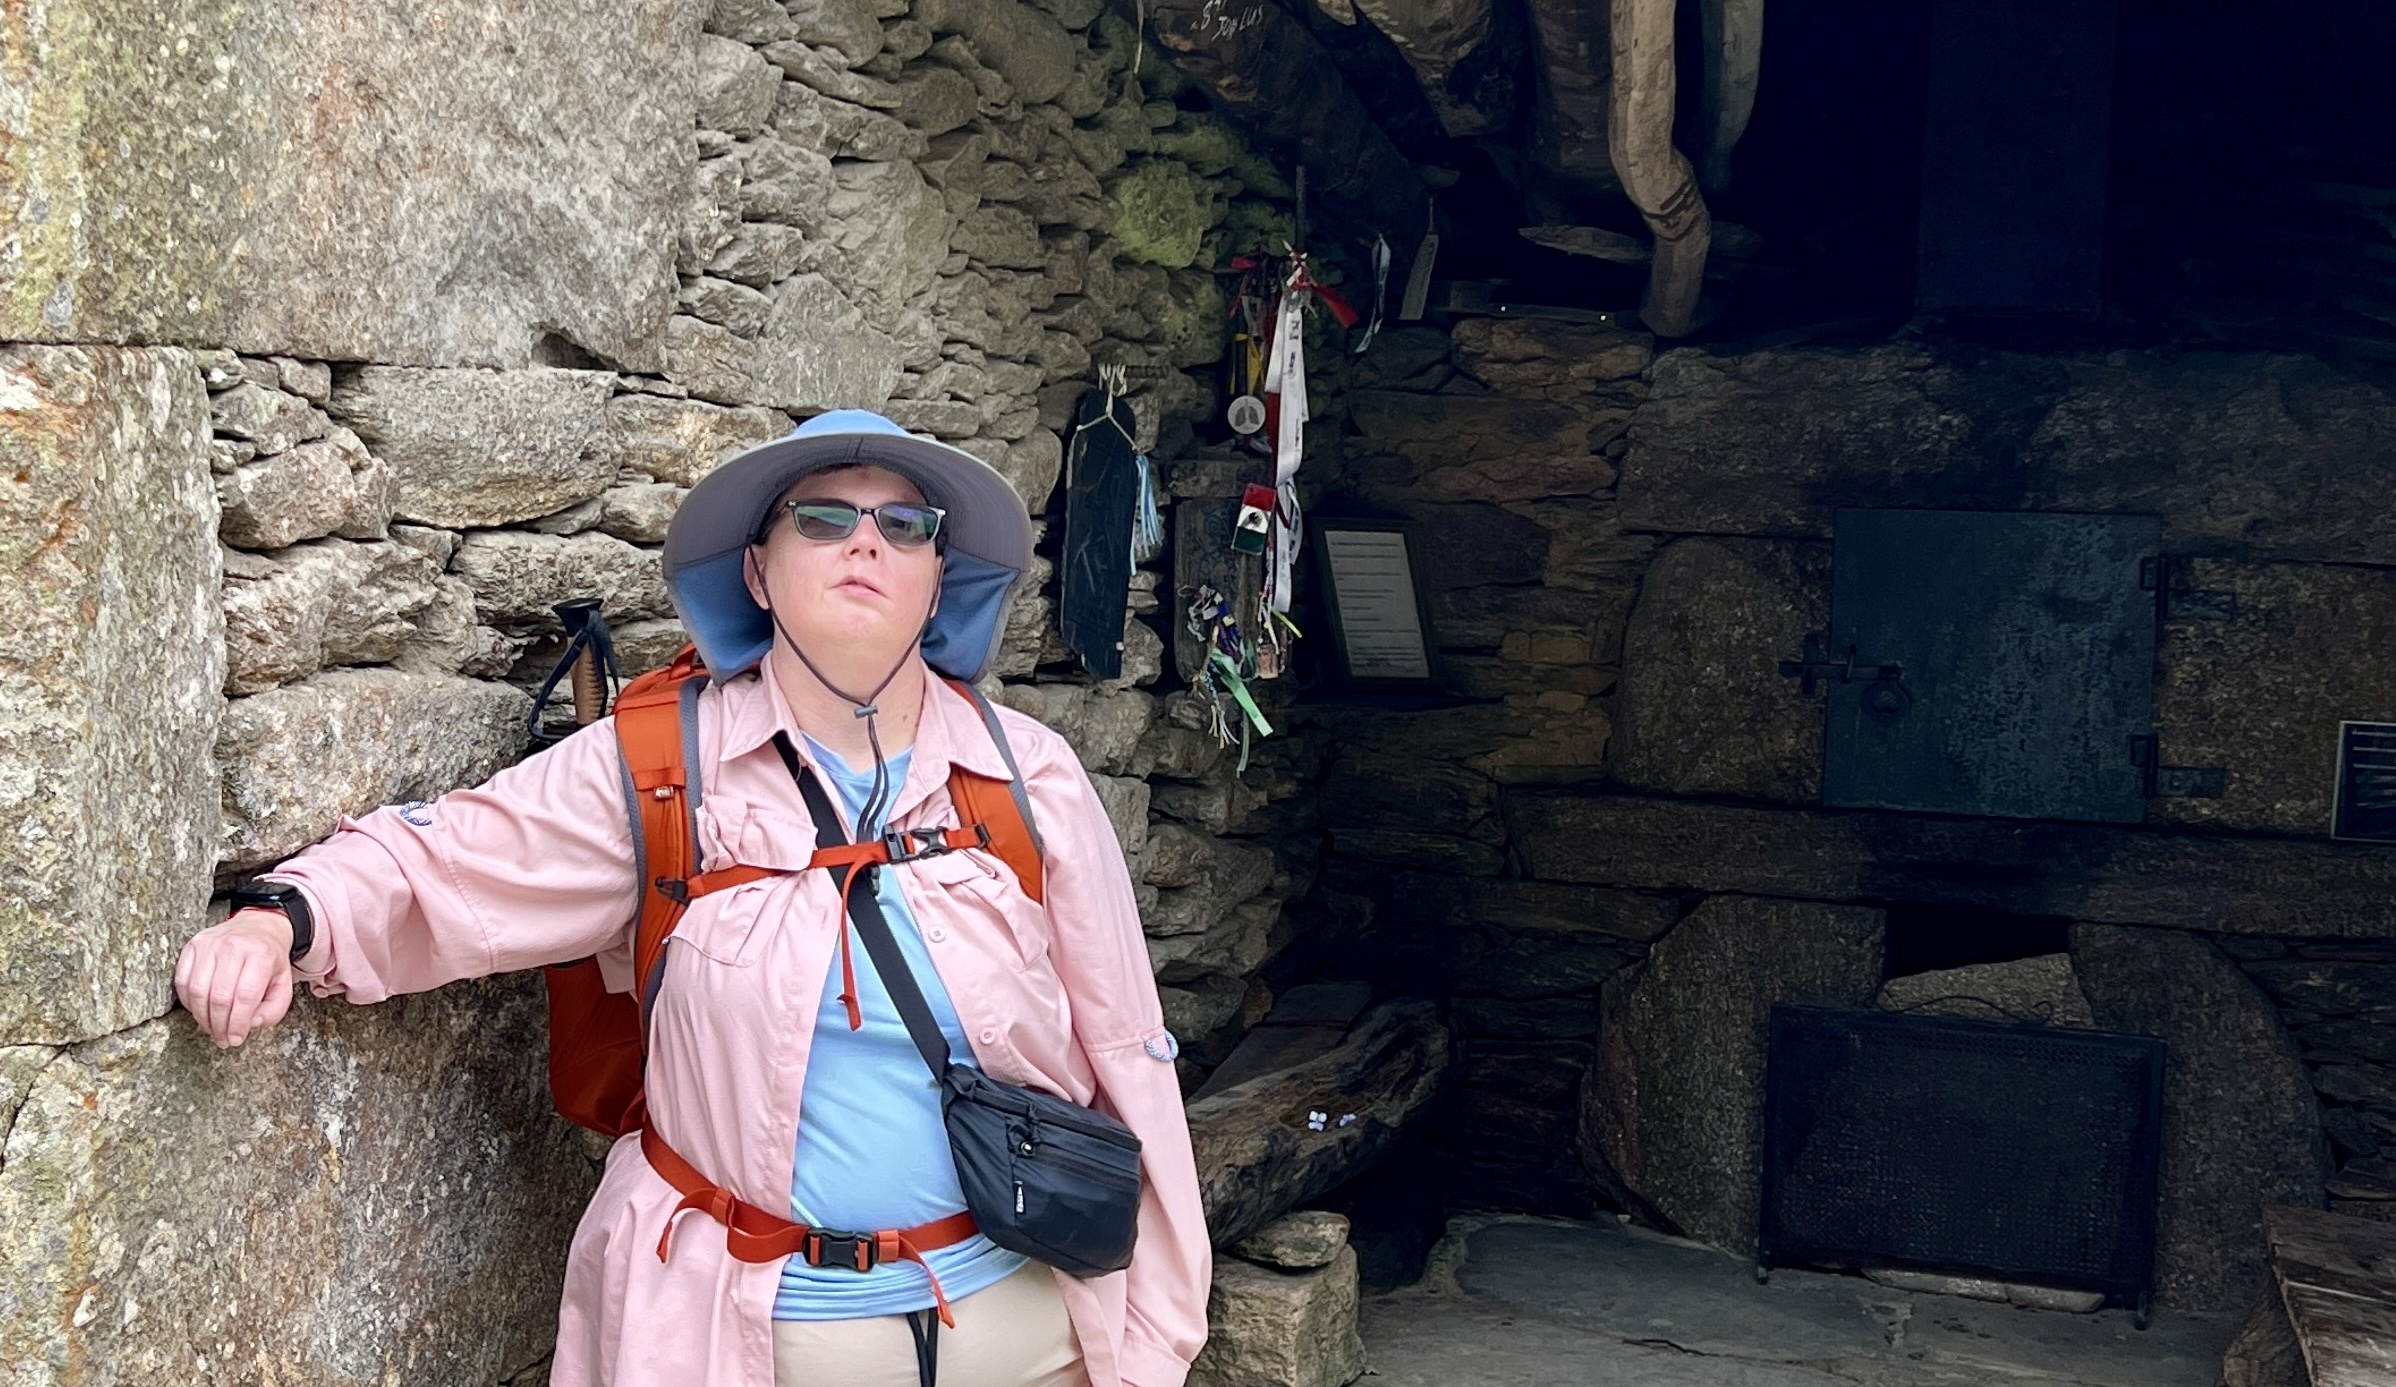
[774,738,1028,1320]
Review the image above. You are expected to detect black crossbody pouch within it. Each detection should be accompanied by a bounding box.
[783,739,1143,1276]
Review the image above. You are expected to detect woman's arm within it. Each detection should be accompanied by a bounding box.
[1019,727,1213,1387]
[176,718,642,1046]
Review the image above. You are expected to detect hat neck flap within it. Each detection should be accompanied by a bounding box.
[667,548,1016,685]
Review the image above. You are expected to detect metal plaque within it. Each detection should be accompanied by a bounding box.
[2335,722,2396,842]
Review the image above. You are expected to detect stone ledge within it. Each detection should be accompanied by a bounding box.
[1514,792,2396,937]
[1622,344,2396,567]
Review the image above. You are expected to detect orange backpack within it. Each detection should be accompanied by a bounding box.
[544,646,1047,1137]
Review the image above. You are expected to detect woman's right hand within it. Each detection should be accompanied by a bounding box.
[174,909,298,1049]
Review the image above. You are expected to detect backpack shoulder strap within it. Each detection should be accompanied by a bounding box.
[948,679,1046,855]
[944,680,1047,904]
[614,646,708,1026]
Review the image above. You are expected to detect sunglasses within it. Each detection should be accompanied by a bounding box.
[780,499,946,548]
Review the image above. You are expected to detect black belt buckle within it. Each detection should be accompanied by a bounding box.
[803,1228,878,1273]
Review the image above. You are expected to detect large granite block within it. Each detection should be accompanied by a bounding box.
[217,670,530,872]
[328,368,618,529]
[0,0,699,369]
[1320,867,1680,944]
[1611,537,1828,803]
[1583,894,1885,1255]
[0,347,221,1046]
[1512,793,2396,936]
[1622,345,2396,566]
[1344,390,1620,503]
[2150,558,2396,836]
[0,977,596,1386]
[2075,925,2326,1311]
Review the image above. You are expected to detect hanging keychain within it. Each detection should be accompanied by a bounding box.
[1185,585,1273,763]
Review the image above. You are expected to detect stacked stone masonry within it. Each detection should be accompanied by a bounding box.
[1302,322,2396,1316]
[0,2,1329,1381]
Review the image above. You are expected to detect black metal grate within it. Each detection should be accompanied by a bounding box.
[1759,1004,2165,1309]
[2335,722,2396,842]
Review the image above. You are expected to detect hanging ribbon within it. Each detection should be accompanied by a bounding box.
[1131,453,1164,565]
[1260,258,1314,625]
[1355,234,1391,355]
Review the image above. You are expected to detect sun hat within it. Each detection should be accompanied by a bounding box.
[662,410,1035,683]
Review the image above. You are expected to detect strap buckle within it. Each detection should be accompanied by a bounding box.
[879,824,987,865]
[801,1228,879,1273]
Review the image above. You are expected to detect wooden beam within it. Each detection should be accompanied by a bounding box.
[2263,1205,2396,1387]
[1187,999,1456,1247]
[1610,0,1712,335]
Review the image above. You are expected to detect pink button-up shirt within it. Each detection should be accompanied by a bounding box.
[272,660,1211,1387]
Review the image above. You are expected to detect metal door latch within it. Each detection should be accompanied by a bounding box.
[2140,557,2237,622]
[1778,632,1906,699]
[2131,735,2226,798]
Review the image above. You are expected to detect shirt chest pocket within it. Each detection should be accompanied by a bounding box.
[674,801,823,967]
[672,885,780,967]
[907,849,1052,973]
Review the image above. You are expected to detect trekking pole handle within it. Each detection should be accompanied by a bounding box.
[555,598,607,727]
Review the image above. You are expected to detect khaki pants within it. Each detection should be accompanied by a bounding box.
[771,1261,1087,1387]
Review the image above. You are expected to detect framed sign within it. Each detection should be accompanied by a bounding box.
[1311,520,1440,690]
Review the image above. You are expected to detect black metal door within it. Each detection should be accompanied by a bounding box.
[1821,509,2159,823]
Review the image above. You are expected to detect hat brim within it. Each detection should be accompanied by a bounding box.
[663,430,1036,683]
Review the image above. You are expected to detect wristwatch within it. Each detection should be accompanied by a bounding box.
[229,880,315,962]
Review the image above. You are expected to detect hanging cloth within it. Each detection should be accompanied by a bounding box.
[1131,453,1165,565]
[1263,286,1307,482]
[1059,385,1140,680]
[1260,266,1315,618]
[1355,235,1391,355]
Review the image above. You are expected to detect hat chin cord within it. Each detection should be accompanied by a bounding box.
[763,598,925,837]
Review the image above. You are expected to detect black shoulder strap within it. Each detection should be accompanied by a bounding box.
[773,733,957,1085]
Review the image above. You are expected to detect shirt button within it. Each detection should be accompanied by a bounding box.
[980,1028,999,1045]
[927,927,947,943]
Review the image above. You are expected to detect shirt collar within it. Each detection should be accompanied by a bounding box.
[715,655,1014,814]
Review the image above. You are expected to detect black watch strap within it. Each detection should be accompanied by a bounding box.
[231,881,315,962]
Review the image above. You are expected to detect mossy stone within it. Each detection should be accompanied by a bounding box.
[1110,160,1221,269]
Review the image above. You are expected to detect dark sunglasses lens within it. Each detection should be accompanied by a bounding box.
[873,504,942,547]
[789,502,862,541]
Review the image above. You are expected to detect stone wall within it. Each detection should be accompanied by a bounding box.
[0,1,1327,1380]
[1300,324,2396,1314]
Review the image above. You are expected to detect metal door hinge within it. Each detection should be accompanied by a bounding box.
[2139,557,2236,622]
[2130,735,2226,798]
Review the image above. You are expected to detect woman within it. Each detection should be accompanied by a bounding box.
[174,411,1211,1387]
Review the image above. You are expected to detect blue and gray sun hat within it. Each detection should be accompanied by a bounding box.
[661,410,1035,683]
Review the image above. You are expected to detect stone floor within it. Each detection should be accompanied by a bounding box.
[1357,1217,2239,1387]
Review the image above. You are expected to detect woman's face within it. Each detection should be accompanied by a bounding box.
[743,465,943,663]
